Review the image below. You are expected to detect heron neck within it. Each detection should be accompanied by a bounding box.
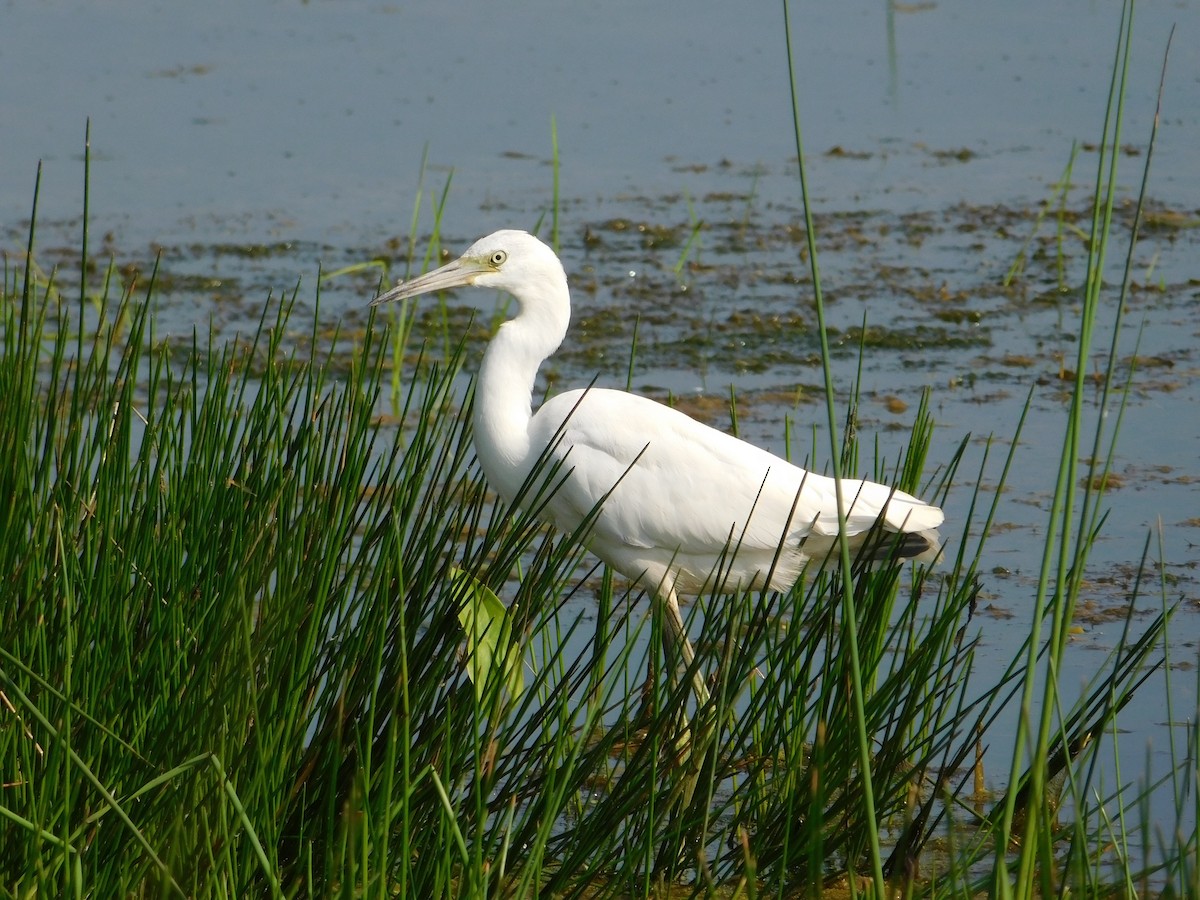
[473,293,570,502]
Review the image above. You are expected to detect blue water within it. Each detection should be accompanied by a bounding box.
[4,1,1196,242]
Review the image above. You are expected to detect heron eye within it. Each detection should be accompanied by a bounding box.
[489,250,507,267]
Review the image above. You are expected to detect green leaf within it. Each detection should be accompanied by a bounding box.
[451,567,524,701]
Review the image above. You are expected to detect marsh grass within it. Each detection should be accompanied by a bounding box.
[1,3,1194,897]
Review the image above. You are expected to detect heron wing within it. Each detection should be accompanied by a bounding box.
[528,388,940,559]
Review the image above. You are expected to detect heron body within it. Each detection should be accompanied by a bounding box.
[371,230,943,696]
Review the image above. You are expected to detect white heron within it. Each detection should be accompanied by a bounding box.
[370,230,943,703]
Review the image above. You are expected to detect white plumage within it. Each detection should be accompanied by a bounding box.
[371,229,943,699]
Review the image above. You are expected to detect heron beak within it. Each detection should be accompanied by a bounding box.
[370,256,488,307]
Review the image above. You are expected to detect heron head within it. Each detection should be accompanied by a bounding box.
[370,230,565,307]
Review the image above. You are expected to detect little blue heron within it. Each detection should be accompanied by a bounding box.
[370,230,943,704]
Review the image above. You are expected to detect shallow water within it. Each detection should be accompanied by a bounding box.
[5,0,1200,863]
[5,1,1198,238]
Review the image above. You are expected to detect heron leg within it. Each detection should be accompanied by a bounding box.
[659,588,710,707]
[658,587,715,817]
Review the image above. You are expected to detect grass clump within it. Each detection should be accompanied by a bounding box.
[0,158,604,896]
